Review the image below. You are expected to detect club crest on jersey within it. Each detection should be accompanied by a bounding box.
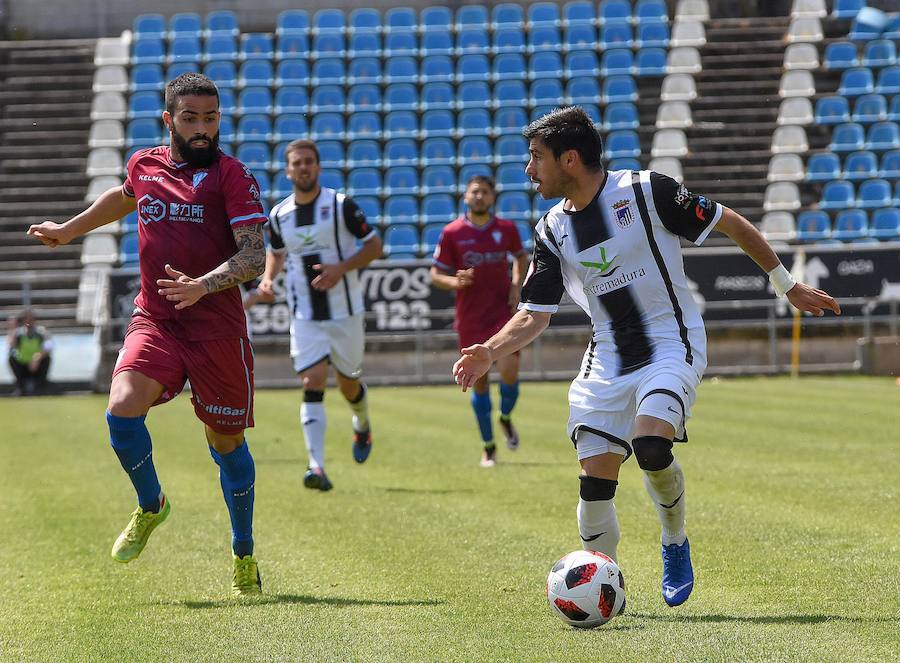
[492,230,503,244]
[612,200,635,229]
[320,206,331,220]
[192,171,208,189]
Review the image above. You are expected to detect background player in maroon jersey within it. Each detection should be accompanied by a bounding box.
[431,176,529,467]
[27,73,267,596]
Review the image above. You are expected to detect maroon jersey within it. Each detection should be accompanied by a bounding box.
[432,215,525,342]
[123,147,266,340]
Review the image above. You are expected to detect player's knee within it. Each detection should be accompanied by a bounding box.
[302,373,326,392]
[303,389,324,403]
[579,475,618,501]
[632,435,674,471]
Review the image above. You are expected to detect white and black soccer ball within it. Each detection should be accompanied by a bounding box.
[546,550,626,628]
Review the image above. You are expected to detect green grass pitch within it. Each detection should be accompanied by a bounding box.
[0,376,897,662]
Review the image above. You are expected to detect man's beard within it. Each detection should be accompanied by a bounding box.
[294,177,317,193]
[172,131,219,168]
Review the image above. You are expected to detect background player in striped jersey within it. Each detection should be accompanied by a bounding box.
[431,176,529,467]
[258,139,382,491]
[27,73,267,595]
[454,106,839,607]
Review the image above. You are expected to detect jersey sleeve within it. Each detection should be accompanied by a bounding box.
[649,171,722,245]
[223,160,268,228]
[266,206,286,252]
[519,222,565,313]
[432,227,458,273]
[342,196,377,241]
[122,149,145,198]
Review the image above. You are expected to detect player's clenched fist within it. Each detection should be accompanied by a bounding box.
[27,221,73,248]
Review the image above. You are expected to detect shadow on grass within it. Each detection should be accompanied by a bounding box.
[625,612,895,625]
[175,594,445,610]
[383,487,474,495]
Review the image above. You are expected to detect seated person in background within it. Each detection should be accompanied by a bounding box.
[7,310,53,396]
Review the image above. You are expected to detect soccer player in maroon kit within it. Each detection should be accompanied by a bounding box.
[27,74,267,595]
[431,176,530,466]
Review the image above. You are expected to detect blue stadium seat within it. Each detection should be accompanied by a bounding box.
[516,221,534,250]
[354,196,381,226]
[495,136,529,165]
[383,225,420,257]
[567,50,601,77]
[272,115,308,142]
[347,58,382,85]
[131,64,165,92]
[238,87,273,114]
[870,208,900,239]
[133,14,166,41]
[458,136,494,165]
[823,42,859,71]
[310,86,345,113]
[236,143,270,171]
[458,81,491,109]
[635,0,668,23]
[347,140,382,168]
[530,79,564,107]
[384,196,419,225]
[532,105,557,121]
[603,76,639,103]
[849,14,882,41]
[866,122,900,151]
[852,94,888,124]
[422,194,456,223]
[127,119,161,147]
[796,211,831,242]
[204,61,237,89]
[422,110,455,138]
[534,195,556,218]
[857,179,892,208]
[421,223,445,255]
[456,5,489,31]
[564,0,595,26]
[493,27,526,54]
[528,2,561,29]
[347,112,381,140]
[276,10,310,36]
[237,115,274,143]
[863,40,897,68]
[457,28,490,56]
[206,10,239,38]
[275,60,309,87]
[320,169,345,191]
[166,62,198,82]
[880,150,900,178]
[169,37,202,64]
[132,39,166,65]
[313,9,345,34]
[843,150,878,181]
[458,109,491,138]
[819,180,855,210]
[385,7,417,34]
[128,91,162,119]
[496,192,532,222]
[275,34,309,59]
[384,138,417,167]
[385,56,419,84]
[119,233,140,266]
[528,26,562,53]
[215,89,236,116]
[422,137,456,166]
[309,113,344,141]
[218,116,235,143]
[384,31,418,57]
[636,48,668,76]
[581,104,603,125]
[494,53,528,81]
[833,0,864,19]
[271,172,291,199]
[169,13,202,40]
[492,3,525,30]
[600,23,634,49]
[896,182,900,207]
[459,163,492,189]
[496,163,531,191]
[494,80,528,109]
[600,49,634,76]
[609,158,641,170]
[347,84,382,113]
[422,82,454,111]
[312,33,346,58]
[311,58,345,86]
[829,123,866,152]
[636,22,670,48]
[806,153,841,182]
[565,24,598,52]
[832,209,868,240]
[815,96,851,125]
[421,6,453,32]
[384,110,418,140]
[376,84,413,113]
[349,32,381,58]
[875,66,900,95]
[422,166,457,194]
[606,131,641,159]
[274,87,309,114]
[241,34,275,60]
[317,141,344,169]
[421,30,453,56]
[838,67,875,97]
[347,169,382,198]
[494,107,529,136]
[457,54,491,83]
[600,0,632,25]
[605,103,640,130]
[121,211,139,234]
[885,15,900,40]
[530,52,564,80]
[385,167,420,196]
[421,55,453,84]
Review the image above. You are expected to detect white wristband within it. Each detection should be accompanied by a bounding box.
[768,263,796,297]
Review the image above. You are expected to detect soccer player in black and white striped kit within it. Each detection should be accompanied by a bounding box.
[453,107,840,607]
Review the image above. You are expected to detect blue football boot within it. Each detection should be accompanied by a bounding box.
[352,428,372,464]
[661,538,694,607]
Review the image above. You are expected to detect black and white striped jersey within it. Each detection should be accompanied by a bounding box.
[268,187,378,321]
[520,169,722,379]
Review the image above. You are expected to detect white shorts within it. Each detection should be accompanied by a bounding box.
[567,356,701,461]
[289,314,365,379]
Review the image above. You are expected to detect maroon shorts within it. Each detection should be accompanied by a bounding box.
[113,316,255,434]
[457,316,512,351]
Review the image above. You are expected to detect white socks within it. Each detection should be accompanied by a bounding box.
[643,459,687,546]
[577,498,621,562]
[300,402,326,470]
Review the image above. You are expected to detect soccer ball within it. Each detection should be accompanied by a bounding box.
[546,550,626,628]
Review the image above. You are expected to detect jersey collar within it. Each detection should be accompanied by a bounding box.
[562,169,609,215]
[462,213,496,230]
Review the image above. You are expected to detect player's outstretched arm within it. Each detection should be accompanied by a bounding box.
[453,309,550,391]
[311,234,383,291]
[27,186,136,248]
[714,207,840,317]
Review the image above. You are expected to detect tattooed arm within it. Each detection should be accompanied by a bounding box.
[155,223,267,310]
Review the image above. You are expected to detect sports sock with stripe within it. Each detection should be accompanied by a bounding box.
[577,476,620,561]
[642,459,687,546]
[210,442,255,558]
[107,411,162,513]
[301,391,326,470]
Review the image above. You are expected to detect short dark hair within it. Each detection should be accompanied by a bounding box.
[523,106,604,171]
[466,174,495,191]
[164,72,219,115]
[284,139,320,163]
